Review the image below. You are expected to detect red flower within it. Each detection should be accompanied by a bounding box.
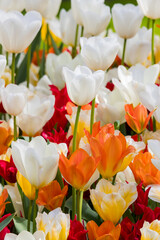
[106,81,114,91]
[0,156,17,183]
[0,214,13,240]
[68,217,87,240]
[50,85,70,108]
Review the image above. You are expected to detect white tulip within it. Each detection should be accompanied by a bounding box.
[140,220,160,240]
[0,0,25,12]
[137,0,160,19]
[60,9,80,47]
[12,136,59,188]
[112,4,143,39]
[4,230,45,240]
[80,36,119,71]
[24,0,49,15]
[1,84,27,116]
[71,0,111,36]
[46,52,84,90]
[62,65,104,106]
[0,11,42,53]
[147,185,160,203]
[41,0,62,20]
[148,139,160,171]
[0,55,6,77]
[17,94,55,137]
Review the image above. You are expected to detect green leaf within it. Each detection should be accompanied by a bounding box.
[16,29,41,84]
[49,31,60,55]
[0,213,15,232]
[13,217,33,233]
[39,41,46,78]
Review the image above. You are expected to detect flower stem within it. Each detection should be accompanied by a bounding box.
[112,174,116,185]
[81,26,84,37]
[32,189,38,233]
[29,136,32,142]
[151,19,155,65]
[90,98,95,134]
[72,105,81,220]
[77,190,83,222]
[6,52,9,66]
[153,116,156,132]
[11,53,16,84]
[14,116,17,141]
[46,24,50,53]
[121,38,127,66]
[56,168,64,189]
[27,200,33,231]
[0,44,2,54]
[27,45,31,88]
[72,24,79,58]
[137,133,141,141]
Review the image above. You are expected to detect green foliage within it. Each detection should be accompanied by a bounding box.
[0,213,15,232]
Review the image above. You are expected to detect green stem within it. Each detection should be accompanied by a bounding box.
[137,133,141,141]
[14,116,17,141]
[27,200,33,231]
[147,18,150,29]
[77,190,83,222]
[11,53,16,84]
[32,189,38,233]
[81,26,84,37]
[27,45,31,88]
[151,19,155,65]
[29,136,32,142]
[112,174,116,185]
[46,24,50,53]
[72,105,81,220]
[6,52,9,66]
[121,39,127,66]
[72,24,79,58]
[0,44,2,55]
[56,168,64,189]
[153,117,156,132]
[90,98,95,134]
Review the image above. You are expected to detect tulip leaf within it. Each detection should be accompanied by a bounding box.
[13,217,33,233]
[49,32,60,55]
[39,41,46,78]
[0,213,15,232]
[65,197,101,224]
[16,29,41,84]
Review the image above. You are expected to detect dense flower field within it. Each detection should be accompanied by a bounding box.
[0,0,160,239]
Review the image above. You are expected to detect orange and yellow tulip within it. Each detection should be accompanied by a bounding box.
[0,121,13,155]
[86,122,135,178]
[36,180,68,211]
[130,152,160,187]
[59,148,100,190]
[0,188,9,217]
[125,104,154,134]
[87,220,121,240]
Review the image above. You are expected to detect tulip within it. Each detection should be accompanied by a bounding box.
[112,4,143,39]
[62,65,104,106]
[147,185,160,203]
[137,0,160,19]
[80,36,120,71]
[0,55,6,77]
[86,124,136,178]
[68,217,88,240]
[90,179,137,224]
[36,180,68,211]
[0,188,9,217]
[59,148,100,191]
[0,121,13,155]
[71,0,111,36]
[148,139,160,171]
[1,84,27,116]
[125,104,154,134]
[0,11,42,53]
[36,208,70,240]
[17,94,55,137]
[0,154,17,184]
[0,0,25,11]
[130,152,160,187]
[4,230,45,240]
[11,136,59,188]
[140,220,160,240]
[87,220,121,240]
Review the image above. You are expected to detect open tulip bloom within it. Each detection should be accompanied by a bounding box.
[0,0,160,239]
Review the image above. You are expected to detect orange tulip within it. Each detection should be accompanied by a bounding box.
[130,152,160,187]
[0,188,9,217]
[125,104,154,134]
[59,148,100,190]
[0,121,13,155]
[36,180,68,211]
[86,123,135,178]
[87,220,121,240]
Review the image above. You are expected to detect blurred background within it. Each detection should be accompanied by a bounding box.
[61,0,137,10]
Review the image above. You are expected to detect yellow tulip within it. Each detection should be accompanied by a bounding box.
[140,220,160,240]
[90,179,137,224]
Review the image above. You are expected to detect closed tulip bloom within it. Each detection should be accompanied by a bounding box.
[0,0,25,12]
[0,55,6,78]
[140,220,160,240]
[41,0,62,20]
[112,4,143,39]
[63,65,104,106]
[125,104,154,134]
[90,179,137,224]
[87,220,121,240]
[11,136,59,188]
[0,11,42,53]
[4,230,45,240]
[17,94,55,137]
[36,208,70,240]
[59,148,100,190]
[1,84,27,116]
[80,36,120,71]
[71,0,111,36]
[137,0,160,19]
